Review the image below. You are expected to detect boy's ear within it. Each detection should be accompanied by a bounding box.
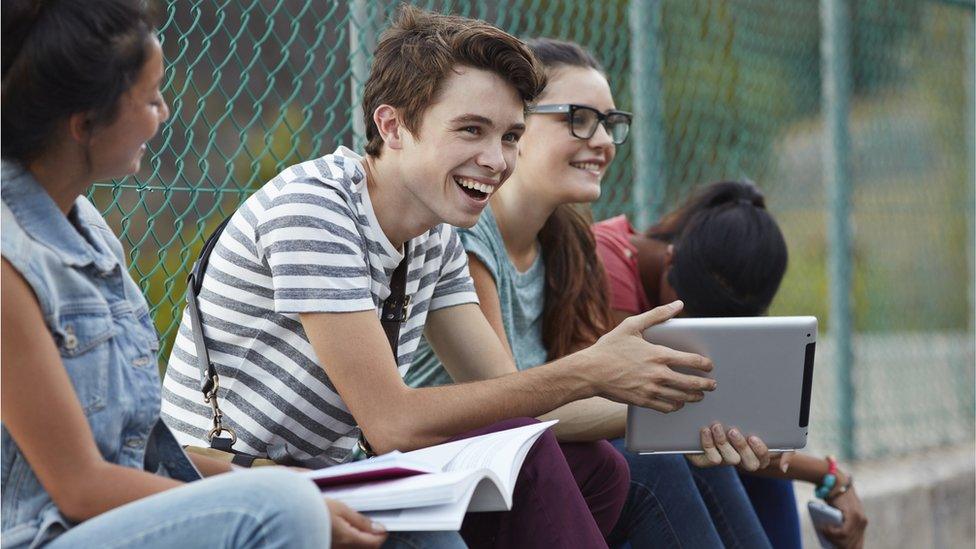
[67,112,93,144]
[664,244,674,266]
[373,104,404,151]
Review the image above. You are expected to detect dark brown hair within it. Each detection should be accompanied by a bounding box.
[526,38,614,359]
[2,0,157,164]
[363,5,546,157]
[648,181,788,317]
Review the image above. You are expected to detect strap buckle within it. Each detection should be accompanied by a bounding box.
[204,374,237,444]
[382,294,410,322]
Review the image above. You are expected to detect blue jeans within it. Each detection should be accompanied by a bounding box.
[609,438,771,549]
[738,473,801,549]
[46,467,466,549]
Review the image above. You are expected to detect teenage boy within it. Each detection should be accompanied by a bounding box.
[161,6,715,546]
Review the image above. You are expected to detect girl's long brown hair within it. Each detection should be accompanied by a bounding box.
[526,39,614,359]
[538,204,613,359]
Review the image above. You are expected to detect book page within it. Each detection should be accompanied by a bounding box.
[317,421,557,527]
[320,469,477,511]
[366,476,506,531]
[405,420,556,495]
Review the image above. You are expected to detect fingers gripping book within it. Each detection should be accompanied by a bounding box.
[303,420,557,531]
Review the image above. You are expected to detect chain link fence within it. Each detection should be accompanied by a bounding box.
[92,0,975,460]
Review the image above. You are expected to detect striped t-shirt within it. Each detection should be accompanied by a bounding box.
[160,146,478,465]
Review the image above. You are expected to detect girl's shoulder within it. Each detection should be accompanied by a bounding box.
[73,197,126,264]
[459,205,502,243]
[457,206,507,274]
[593,215,638,259]
[593,214,635,239]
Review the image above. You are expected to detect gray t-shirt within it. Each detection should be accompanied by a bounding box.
[405,205,548,388]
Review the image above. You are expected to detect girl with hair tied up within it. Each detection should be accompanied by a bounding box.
[0,1,383,547]
[595,180,868,549]
[406,38,787,548]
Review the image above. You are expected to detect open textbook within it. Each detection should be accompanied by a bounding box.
[303,420,557,531]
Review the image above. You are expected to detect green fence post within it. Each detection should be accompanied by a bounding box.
[821,0,855,460]
[965,6,976,421]
[966,7,975,339]
[349,0,374,152]
[628,0,667,230]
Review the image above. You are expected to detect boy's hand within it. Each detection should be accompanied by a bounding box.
[325,499,387,548]
[584,301,716,412]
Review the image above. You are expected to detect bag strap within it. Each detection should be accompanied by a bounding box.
[381,243,410,359]
[185,216,411,458]
[185,217,234,446]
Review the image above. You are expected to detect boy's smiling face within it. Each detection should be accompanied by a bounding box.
[392,66,526,229]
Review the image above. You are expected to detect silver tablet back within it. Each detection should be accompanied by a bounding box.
[625,316,817,454]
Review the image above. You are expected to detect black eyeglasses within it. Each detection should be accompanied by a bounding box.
[525,104,632,145]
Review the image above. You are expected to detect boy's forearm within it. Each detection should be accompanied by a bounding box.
[372,352,600,453]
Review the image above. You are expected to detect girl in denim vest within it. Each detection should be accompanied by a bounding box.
[0,2,384,547]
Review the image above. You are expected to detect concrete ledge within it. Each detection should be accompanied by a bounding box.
[795,443,975,548]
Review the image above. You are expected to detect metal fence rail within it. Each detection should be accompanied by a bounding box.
[92,0,975,460]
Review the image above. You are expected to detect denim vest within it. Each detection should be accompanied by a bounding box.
[0,162,200,549]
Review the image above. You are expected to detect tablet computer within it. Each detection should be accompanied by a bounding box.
[625,316,817,454]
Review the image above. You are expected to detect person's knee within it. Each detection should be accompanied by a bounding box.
[628,453,689,486]
[236,468,331,539]
[517,425,565,481]
[528,424,561,460]
[597,441,631,495]
[565,440,631,497]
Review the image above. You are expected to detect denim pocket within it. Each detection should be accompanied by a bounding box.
[136,308,160,352]
[124,307,160,371]
[52,311,115,415]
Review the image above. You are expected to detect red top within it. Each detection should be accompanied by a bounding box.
[593,215,652,315]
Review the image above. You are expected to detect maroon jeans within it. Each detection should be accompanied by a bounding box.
[456,418,629,548]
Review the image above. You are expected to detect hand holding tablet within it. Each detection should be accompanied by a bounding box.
[685,421,779,471]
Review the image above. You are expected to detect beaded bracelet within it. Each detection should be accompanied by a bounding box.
[815,455,839,499]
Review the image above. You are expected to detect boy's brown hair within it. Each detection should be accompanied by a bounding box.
[363,5,546,156]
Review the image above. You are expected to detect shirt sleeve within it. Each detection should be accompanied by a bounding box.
[255,180,375,314]
[593,225,643,316]
[429,224,479,311]
[457,215,502,284]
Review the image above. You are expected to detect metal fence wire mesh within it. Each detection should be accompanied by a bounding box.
[91,0,975,460]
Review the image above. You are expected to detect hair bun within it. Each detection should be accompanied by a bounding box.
[724,180,766,210]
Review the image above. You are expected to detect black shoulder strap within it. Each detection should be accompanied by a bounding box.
[186,216,232,398]
[380,243,410,359]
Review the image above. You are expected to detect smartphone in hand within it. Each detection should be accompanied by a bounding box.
[807,500,843,549]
